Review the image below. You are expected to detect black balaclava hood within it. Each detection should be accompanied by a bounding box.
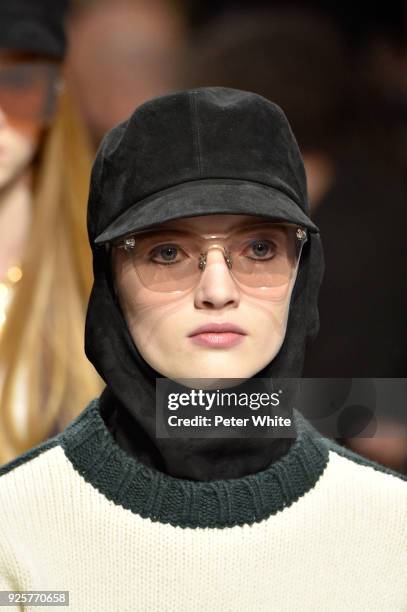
[85,87,324,481]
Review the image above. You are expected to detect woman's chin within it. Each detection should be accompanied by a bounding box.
[166,362,261,384]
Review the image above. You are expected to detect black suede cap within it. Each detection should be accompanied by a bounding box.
[0,0,69,59]
[89,87,318,244]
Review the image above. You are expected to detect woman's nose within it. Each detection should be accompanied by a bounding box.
[193,248,240,310]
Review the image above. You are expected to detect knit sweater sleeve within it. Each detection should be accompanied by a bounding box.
[0,437,61,599]
[0,528,22,591]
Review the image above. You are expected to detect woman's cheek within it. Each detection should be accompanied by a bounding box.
[130,307,175,357]
[250,306,287,361]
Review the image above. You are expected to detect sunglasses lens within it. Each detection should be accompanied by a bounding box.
[120,224,306,293]
[129,232,200,292]
[0,63,60,122]
[230,224,302,288]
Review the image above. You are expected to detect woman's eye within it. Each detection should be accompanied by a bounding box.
[150,244,184,264]
[245,239,276,259]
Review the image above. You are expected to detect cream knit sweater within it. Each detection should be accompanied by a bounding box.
[0,399,406,612]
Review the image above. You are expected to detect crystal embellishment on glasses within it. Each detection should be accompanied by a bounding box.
[124,237,136,251]
[296,228,307,241]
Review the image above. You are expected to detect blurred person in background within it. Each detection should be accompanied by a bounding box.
[66,0,186,146]
[184,7,349,213]
[0,0,101,465]
[309,7,407,470]
[184,5,407,472]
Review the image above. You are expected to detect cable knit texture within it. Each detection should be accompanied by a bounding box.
[0,399,406,611]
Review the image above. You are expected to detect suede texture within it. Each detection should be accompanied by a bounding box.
[85,87,325,481]
[0,0,68,58]
[89,88,318,244]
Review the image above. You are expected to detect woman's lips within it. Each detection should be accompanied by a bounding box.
[189,332,245,348]
[188,322,247,348]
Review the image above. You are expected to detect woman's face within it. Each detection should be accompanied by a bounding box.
[0,52,49,190]
[113,214,300,382]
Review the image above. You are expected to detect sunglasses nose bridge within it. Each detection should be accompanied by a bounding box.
[198,244,233,272]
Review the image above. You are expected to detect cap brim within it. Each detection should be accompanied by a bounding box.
[94,179,318,244]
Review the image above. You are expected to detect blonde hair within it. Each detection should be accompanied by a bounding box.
[0,87,102,465]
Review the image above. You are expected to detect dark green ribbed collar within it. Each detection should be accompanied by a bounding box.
[60,398,329,529]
